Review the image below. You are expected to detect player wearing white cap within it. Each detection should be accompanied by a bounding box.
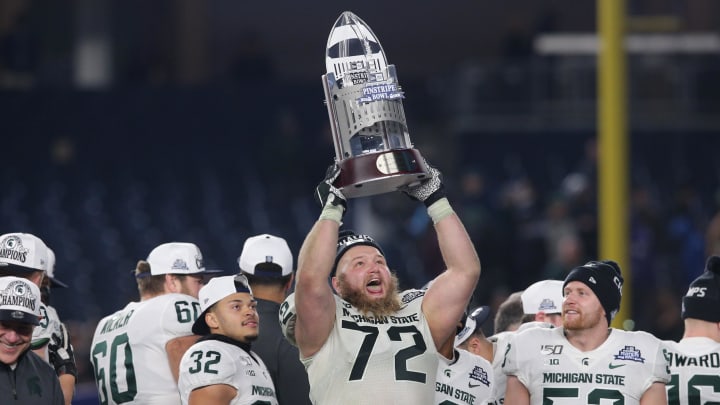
[237,234,311,405]
[503,260,670,405]
[480,281,562,405]
[520,279,564,327]
[0,276,64,404]
[0,233,75,404]
[90,242,221,405]
[663,256,720,404]
[178,274,278,405]
[32,247,77,405]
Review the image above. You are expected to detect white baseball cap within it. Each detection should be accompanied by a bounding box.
[147,242,222,276]
[521,280,564,315]
[192,274,253,335]
[238,234,293,278]
[0,233,49,272]
[0,276,42,325]
[454,306,491,347]
[46,247,69,288]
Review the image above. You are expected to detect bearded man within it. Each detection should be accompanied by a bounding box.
[290,162,481,405]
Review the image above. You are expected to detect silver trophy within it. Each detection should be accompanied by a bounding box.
[322,11,429,199]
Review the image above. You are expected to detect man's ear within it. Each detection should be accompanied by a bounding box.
[206,311,220,330]
[164,274,179,292]
[331,276,341,295]
[284,273,295,291]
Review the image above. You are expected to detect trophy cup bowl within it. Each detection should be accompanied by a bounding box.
[322,11,429,199]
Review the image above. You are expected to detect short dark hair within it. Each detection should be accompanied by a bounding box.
[244,270,292,288]
[494,291,524,333]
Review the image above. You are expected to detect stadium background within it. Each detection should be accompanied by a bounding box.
[1,1,719,403]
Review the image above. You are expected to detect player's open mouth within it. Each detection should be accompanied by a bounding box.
[366,278,382,293]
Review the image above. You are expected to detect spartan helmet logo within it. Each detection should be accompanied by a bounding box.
[2,235,22,250]
[13,282,27,296]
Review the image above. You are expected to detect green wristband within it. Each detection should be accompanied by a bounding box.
[427,197,454,224]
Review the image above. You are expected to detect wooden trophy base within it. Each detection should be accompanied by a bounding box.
[335,148,429,199]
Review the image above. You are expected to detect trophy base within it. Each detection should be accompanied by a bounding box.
[335,148,429,199]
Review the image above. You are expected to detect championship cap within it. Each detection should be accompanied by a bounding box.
[238,234,293,278]
[0,233,49,272]
[147,242,222,276]
[192,274,253,335]
[682,255,720,322]
[0,276,42,325]
[46,248,69,288]
[455,306,491,347]
[521,280,563,315]
[333,230,385,275]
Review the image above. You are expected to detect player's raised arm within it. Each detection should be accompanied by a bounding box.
[294,163,346,357]
[405,163,481,349]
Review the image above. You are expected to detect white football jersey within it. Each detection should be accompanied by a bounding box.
[435,348,493,405]
[90,293,200,405]
[178,337,278,405]
[663,337,720,405]
[301,289,438,405]
[487,331,514,405]
[502,327,670,405]
[487,320,555,404]
[32,303,62,360]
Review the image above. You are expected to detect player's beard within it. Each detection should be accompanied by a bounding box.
[563,307,603,331]
[338,272,402,317]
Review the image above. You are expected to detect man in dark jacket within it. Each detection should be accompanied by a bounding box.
[238,234,311,405]
[0,276,63,404]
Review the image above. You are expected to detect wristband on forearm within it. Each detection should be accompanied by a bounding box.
[319,203,344,224]
[427,197,454,224]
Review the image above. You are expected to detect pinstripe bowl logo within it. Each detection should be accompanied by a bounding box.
[538,298,558,312]
[170,259,190,271]
[614,346,645,363]
[401,290,425,304]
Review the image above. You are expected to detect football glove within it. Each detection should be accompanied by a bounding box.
[314,163,347,212]
[48,322,78,379]
[401,161,446,207]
